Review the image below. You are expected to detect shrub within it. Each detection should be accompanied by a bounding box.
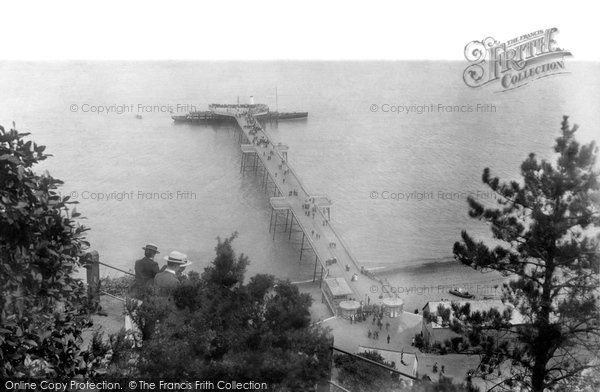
[100,275,135,298]
[451,336,464,352]
[1,124,93,378]
[111,235,333,389]
[129,295,172,340]
[414,333,424,349]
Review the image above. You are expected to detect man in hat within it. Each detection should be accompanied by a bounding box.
[154,251,193,293]
[134,243,161,287]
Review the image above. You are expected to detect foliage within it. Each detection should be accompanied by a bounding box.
[423,308,433,324]
[201,232,248,288]
[109,234,332,390]
[0,124,92,378]
[99,275,135,298]
[408,376,480,392]
[453,116,600,391]
[562,370,600,392]
[414,333,424,349]
[334,350,407,392]
[172,270,202,310]
[436,304,451,327]
[128,295,171,341]
[84,331,114,377]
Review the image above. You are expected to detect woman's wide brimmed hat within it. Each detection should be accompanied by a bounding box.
[164,250,192,267]
[142,243,160,253]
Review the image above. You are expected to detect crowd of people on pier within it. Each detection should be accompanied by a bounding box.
[241,111,352,296]
[341,304,397,347]
[342,303,396,345]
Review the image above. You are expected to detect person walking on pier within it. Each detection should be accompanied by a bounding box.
[387,334,391,344]
[134,243,161,288]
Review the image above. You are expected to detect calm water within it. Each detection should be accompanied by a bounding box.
[1,62,598,300]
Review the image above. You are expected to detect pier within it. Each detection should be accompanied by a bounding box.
[212,105,390,312]
[172,103,308,123]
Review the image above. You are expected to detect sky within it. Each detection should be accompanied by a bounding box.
[0,0,597,61]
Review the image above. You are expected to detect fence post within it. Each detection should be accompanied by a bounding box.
[84,250,100,304]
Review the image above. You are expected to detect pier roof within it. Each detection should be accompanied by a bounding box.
[324,277,353,297]
[382,297,404,307]
[339,300,361,310]
[240,144,258,153]
[269,197,292,210]
[311,194,333,207]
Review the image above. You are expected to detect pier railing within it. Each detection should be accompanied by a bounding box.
[255,119,374,283]
[241,110,386,284]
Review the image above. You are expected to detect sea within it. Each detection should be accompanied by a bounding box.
[1,61,598,309]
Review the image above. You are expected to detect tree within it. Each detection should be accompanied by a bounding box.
[453,116,600,391]
[201,232,248,288]
[264,280,312,332]
[436,304,452,327]
[0,124,91,378]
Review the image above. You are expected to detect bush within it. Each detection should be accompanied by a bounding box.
[334,351,407,392]
[414,333,424,349]
[109,235,333,389]
[451,336,464,352]
[1,124,93,378]
[129,296,172,340]
[100,275,135,298]
[460,340,470,351]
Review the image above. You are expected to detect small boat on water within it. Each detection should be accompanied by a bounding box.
[449,288,475,299]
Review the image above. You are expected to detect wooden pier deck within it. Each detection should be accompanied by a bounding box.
[213,108,391,310]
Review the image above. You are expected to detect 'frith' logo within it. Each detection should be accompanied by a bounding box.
[463,28,571,92]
